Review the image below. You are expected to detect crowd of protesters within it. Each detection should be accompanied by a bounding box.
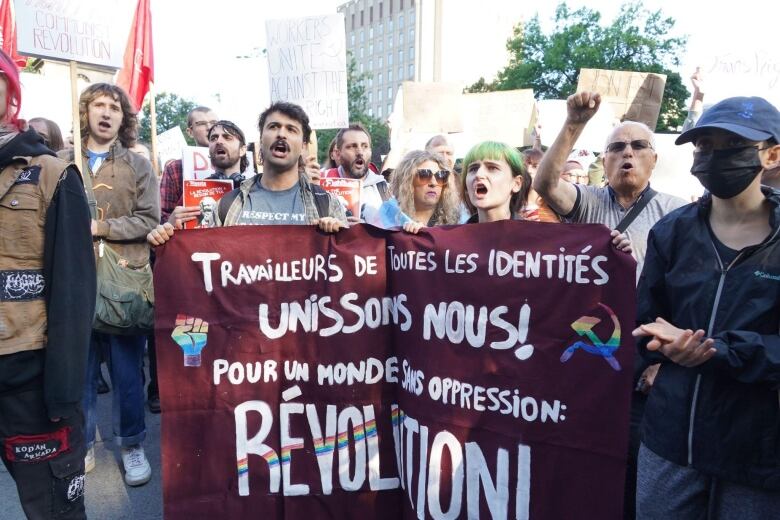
[1,45,779,519]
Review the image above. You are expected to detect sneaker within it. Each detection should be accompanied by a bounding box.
[84,447,95,473]
[121,445,151,486]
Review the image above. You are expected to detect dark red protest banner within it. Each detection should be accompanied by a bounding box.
[154,221,636,519]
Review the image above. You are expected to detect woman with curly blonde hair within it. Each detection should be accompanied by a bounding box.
[391,149,461,233]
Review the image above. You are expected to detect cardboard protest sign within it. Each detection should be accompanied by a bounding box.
[156,126,188,172]
[182,179,233,229]
[181,146,214,181]
[320,177,362,219]
[387,84,536,165]
[155,222,636,519]
[13,0,134,68]
[265,14,348,129]
[577,68,667,130]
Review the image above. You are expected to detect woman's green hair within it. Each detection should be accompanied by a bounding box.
[460,141,531,217]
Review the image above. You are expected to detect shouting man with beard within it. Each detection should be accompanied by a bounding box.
[323,122,390,220]
[147,102,347,244]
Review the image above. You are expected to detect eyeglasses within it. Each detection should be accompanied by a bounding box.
[605,139,653,153]
[191,120,218,129]
[414,168,450,186]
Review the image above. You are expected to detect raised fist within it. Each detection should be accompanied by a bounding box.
[566,91,601,125]
[172,314,209,367]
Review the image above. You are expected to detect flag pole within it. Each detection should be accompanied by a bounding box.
[69,61,82,167]
[149,81,159,175]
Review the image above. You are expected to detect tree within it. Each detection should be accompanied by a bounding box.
[138,92,198,145]
[317,53,390,166]
[467,2,690,132]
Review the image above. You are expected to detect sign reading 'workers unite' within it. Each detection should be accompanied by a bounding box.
[155,222,636,519]
[265,14,349,129]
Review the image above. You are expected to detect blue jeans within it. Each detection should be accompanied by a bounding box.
[82,332,146,448]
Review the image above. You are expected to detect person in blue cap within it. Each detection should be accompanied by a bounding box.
[633,96,780,518]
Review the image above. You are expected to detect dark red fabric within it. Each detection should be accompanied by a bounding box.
[0,0,26,67]
[155,222,636,519]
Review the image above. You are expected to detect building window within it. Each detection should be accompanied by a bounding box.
[399,14,404,29]
[389,18,393,31]
[359,63,364,73]
[408,63,414,79]
[400,0,404,9]
[388,68,393,81]
[378,40,383,52]
[388,103,393,114]
[379,23,383,35]
[360,10,364,26]
[378,56,383,68]
[360,46,364,58]
[369,76,373,87]
[369,91,373,103]
[398,49,403,62]
[387,86,393,99]
[380,3,384,17]
[360,30,365,43]
[369,26,374,38]
[399,31,404,44]
[369,107,374,117]
[378,72,383,84]
[398,66,403,78]
[368,58,372,71]
[350,34,355,46]
[388,35,393,48]
[388,52,393,65]
[408,46,414,60]
[351,13,355,30]
[410,9,415,24]
[370,6,373,23]
[378,105,383,118]
[389,0,393,15]
[410,28,414,42]
[369,43,373,55]
[377,88,383,101]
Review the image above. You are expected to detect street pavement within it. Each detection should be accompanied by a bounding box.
[0,361,163,519]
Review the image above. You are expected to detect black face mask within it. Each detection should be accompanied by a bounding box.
[691,145,763,199]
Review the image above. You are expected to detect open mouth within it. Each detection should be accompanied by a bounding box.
[214,145,227,158]
[271,140,289,158]
[98,121,111,131]
[354,157,365,169]
[474,182,488,196]
[620,162,633,171]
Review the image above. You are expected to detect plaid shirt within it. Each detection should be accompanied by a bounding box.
[159,159,183,224]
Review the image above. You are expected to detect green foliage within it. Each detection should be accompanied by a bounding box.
[467,2,689,132]
[139,92,198,145]
[317,53,390,166]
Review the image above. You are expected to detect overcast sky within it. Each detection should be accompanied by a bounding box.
[151,0,778,135]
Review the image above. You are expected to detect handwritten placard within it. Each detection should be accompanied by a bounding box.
[181,146,214,181]
[265,14,348,129]
[13,0,134,68]
[577,68,667,130]
[156,126,187,172]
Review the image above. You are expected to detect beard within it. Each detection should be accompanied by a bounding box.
[210,151,240,171]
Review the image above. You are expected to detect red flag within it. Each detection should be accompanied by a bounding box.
[116,0,154,111]
[0,0,27,67]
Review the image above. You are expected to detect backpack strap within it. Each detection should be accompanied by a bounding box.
[615,188,657,234]
[310,183,331,218]
[218,188,240,224]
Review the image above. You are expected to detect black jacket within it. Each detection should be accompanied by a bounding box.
[0,130,96,419]
[638,187,780,490]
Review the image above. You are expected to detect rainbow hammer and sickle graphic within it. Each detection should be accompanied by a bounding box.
[560,303,621,371]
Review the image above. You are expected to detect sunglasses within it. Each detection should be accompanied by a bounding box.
[415,168,450,186]
[605,139,653,153]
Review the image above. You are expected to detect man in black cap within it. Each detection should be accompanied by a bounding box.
[633,96,780,518]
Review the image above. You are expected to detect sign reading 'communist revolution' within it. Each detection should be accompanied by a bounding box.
[154,222,636,519]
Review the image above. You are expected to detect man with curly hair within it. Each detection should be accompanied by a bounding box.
[67,83,159,487]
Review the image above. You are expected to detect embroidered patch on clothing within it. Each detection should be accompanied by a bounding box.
[0,269,45,301]
[4,427,71,463]
[66,474,85,501]
[14,166,41,185]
